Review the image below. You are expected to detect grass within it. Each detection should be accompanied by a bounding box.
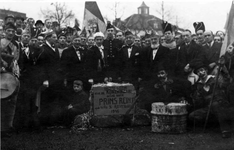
[1,126,234,150]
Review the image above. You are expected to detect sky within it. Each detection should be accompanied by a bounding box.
[1,0,233,33]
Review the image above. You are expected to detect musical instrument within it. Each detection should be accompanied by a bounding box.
[1,72,19,100]
[151,102,187,133]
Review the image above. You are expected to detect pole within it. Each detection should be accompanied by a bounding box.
[203,63,222,133]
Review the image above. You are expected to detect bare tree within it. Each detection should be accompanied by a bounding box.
[108,2,125,21]
[40,2,75,25]
[154,1,175,23]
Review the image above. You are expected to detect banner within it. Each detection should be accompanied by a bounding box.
[82,1,106,37]
[220,1,234,56]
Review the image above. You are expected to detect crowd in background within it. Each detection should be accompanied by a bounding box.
[1,14,234,138]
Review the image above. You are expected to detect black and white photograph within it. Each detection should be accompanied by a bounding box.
[1,0,234,149]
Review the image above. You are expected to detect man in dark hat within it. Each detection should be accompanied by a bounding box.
[15,16,24,29]
[103,21,123,82]
[193,22,206,45]
[189,61,234,138]
[140,66,191,112]
[5,15,15,24]
[161,21,183,77]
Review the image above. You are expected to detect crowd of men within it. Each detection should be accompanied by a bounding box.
[1,14,234,138]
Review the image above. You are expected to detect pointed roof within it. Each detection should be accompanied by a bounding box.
[138,2,149,9]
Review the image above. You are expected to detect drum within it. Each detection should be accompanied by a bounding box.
[151,102,187,133]
[1,72,19,132]
[1,72,19,100]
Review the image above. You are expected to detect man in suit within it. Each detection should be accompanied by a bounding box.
[144,34,169,80]
[203,30,222,72]
[61,35,87,90]
[118,30,141,83]
[180,29,206,79]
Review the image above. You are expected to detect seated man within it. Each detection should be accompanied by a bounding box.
[140,67,191,112]
[189,61,234,138]
[62,80,91,127]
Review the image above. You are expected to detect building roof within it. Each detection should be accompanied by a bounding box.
[138,2,149,9]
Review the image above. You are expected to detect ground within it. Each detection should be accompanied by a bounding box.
[1,126,234,150]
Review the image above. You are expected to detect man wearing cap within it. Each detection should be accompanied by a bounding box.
[61,35,87,90]
[1,22,20,75]
[85,32,108,83]
[118,30,141,83]
[5,15,15,24]
[103,22,123,81]
[189,61,233,138]
[161,21,183,77]
[31,20,44,38]
[15,16,24,29]
[193,22,206,46]
[1,22,20,137]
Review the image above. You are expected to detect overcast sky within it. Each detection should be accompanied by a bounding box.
[1,0,233,33]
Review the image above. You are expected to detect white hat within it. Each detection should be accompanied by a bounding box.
[94,32,104,39]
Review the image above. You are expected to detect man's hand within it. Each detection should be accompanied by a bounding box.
[68,104,73,109]
[64,79,67,87]
[209,62,216,69]
[43,80,49,87]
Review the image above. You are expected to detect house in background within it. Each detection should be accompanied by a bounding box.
[114,2,184,37]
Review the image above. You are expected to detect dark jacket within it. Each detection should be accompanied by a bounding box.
[60,46,87,81]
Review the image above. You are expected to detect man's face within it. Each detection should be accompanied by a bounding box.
[164,31,173,42]
[37,36,44,45]
[36,24,44,30]
[72,37,81,47]
[227,44,234,54]
[125,35,134,45]
[95,36,104,46]
[214,36,222,43]
[196,68,208,79]
[5,28,15,39]
[21,33,31,44]
[29,38,38,47]
[204,31,213,43]
[45,19,52,29]
[15,19,23,27]
[73,84,82,93]
[196,30,205,43]
[28,18,35,27]
[145,38,151,46]
[216,31,225,39]
[48,33,57,45]
[88,37,94,46]
[182,31,191,43]
[6,18,14,24]
[58,36,66,45]
[134,38,141,46]
[107,28,114,38]
[150,37,159,45]
[160,36,165,44]
[81,37,87,45]
[157,70,167,81]
[116,32,124,40]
